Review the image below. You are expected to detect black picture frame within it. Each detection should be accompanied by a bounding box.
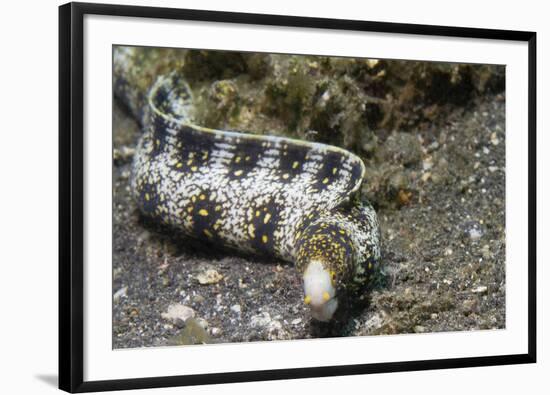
[59,2,537,393]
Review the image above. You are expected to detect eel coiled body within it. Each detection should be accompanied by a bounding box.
[114,47,381,321]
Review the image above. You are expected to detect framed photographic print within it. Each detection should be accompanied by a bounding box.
[59,2,537,392]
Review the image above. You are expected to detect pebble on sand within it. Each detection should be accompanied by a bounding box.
[196,269,224,285]
[161,303,196,326]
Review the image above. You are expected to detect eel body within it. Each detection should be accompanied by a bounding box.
[114,47,381,321]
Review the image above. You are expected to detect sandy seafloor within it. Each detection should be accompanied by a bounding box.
[112,61,505,348]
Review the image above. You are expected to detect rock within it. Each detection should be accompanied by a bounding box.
[366,59,379,68]
[120,169,131,180]
[490,132,500,146]
[421,172,432,183]
[364,313,384,331]
[422,156,434,171]
[427,141,439,152]
[113,146,136,165]
[113,286,127,302]
[249,311,290,340]
[413,325,425,333]
[196,269,223,285]
[211,327,222,336]
[291,318,302,326]
[250,312,272,328]
[266,320,286,340]
[136,230,152,246]
[161,304,195,327]
[172,318,211,345]
[468,227,483,241]
[471,286,488,294]
[231,304,242,315]
[397,189,413,206]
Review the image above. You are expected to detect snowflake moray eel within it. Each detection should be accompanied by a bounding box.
[114,47,381,321]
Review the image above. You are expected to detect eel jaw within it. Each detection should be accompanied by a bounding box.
[303,261,339,322]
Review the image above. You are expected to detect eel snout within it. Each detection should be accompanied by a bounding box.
[303,261,339,322]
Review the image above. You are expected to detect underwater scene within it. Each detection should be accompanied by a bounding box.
[112,46,505,348]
